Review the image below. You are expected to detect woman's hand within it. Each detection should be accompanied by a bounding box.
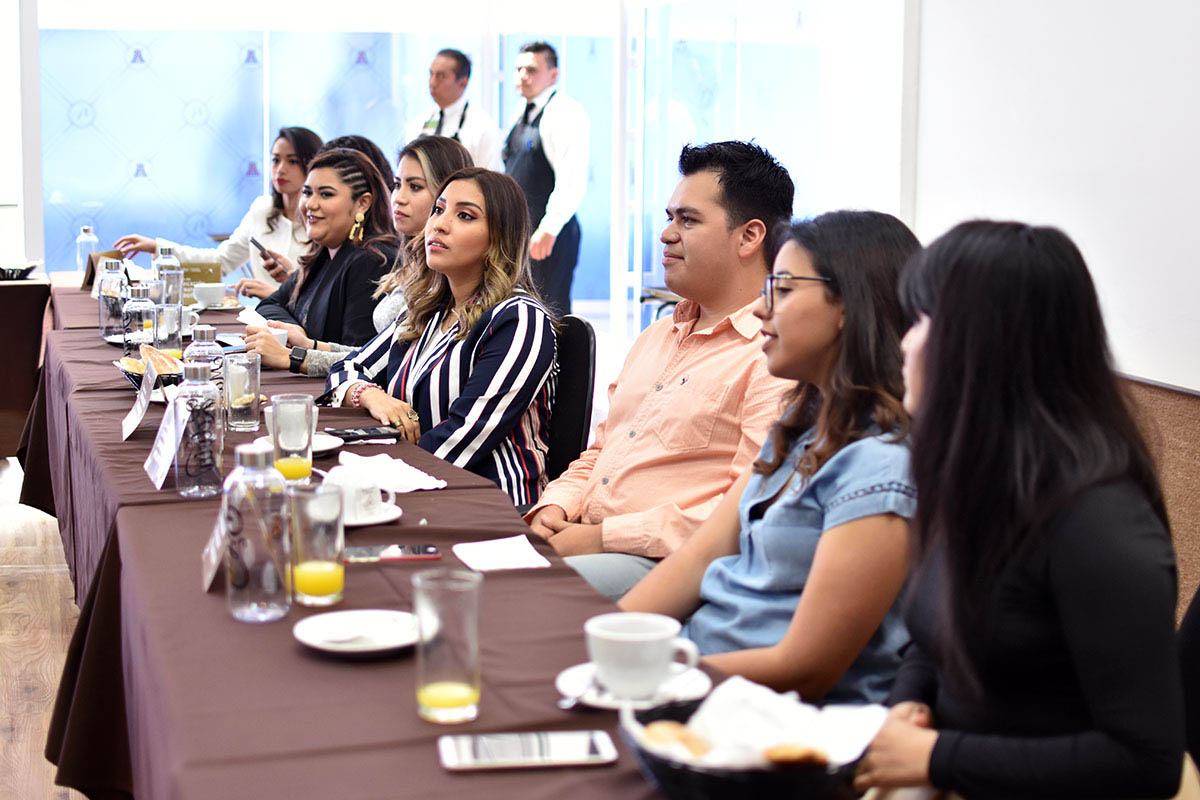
[262,248,295,282]
[243,325,290,370]
[235,278,276,299]
[358,386,421,443]
[267,320,313,349]
[853,705,938,792]
[113,234,156,258]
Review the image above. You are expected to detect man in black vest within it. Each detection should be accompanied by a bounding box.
[503,41,590,316]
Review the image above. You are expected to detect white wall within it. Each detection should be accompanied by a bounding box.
[914,0,1200,392]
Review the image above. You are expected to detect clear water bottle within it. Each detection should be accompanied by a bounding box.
[184,325,225,396]
[76,225,99,271]
[154,246,184,308]
[121,284,156,357]
[97,259,128,343]
[175,361,224,498]
[223,442,290,622]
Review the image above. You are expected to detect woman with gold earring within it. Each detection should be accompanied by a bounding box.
[246,148,399,365]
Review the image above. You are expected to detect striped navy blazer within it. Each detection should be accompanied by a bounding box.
[327,293,557,504]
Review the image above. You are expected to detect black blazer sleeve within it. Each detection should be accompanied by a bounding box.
[255,272,301,326]
[322,244,394,347]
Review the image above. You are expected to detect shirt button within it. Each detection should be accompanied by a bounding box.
[628,430,636,438]
[655,383,663,391]
[601,477,609,485]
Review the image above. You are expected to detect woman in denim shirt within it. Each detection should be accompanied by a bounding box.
[622,211,919,705]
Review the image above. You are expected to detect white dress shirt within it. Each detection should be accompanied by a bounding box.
[508,85,590,239]
[155,194,309,289]
[405,94,505,171]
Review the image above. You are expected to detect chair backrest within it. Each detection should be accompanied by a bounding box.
[545,314,596,483]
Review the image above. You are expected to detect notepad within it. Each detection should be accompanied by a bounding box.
[451,535,551,572]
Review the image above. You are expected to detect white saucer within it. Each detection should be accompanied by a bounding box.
[344,503,402,528]
[555,661,712,710]
[190,302,242,312]
[253,432,343,456]
[293,609,419,655]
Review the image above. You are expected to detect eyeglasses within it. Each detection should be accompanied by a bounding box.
[761,273,831,314]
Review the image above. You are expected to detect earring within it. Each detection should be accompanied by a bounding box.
[350,212,365,244]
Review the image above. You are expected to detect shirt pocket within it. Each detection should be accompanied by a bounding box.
[649,378,730,453]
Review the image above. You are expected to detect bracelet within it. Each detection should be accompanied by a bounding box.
[347,382,378,408]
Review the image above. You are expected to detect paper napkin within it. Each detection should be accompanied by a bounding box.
[337,451,447,492]
[451,535,551,572]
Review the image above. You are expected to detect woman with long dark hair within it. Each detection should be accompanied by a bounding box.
[326,168,557,505]
[620,211,920,703]
[115,126,323,299]
[856,221,1186,797]
[248,148,398,349]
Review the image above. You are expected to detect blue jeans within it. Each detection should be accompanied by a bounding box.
[563,553,659,601]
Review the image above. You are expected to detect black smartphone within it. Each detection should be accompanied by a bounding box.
[344,544,440,563]
[248,236,270,258]
[324,425,403,441]
[438,731,617,771]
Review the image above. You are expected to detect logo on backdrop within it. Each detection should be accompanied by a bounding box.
[355,50,369,65]
[244,49,259,65]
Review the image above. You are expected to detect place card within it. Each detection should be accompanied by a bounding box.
[121,360,159,441]
[144,398,188,490]
[451,534,551,572]
[201,515,227,592]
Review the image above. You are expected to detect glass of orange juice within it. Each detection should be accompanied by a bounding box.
[152,303,184,359]
[268,393,314,484]
[287,484,344,607]
[414,569,482,724]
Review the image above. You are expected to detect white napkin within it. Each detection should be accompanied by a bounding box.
[336,451,447,492]
[237,306,271,329]
[451,535,551,571]
[628,675,888,769]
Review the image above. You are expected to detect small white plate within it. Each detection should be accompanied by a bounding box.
[254,432,343,456]
[344,503,403,528]
[189,302,242,312]
[555,662,712,711]
[293,609,419,655]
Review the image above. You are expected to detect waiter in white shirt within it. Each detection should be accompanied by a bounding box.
[407,49,504,171]
[503,41,590,315]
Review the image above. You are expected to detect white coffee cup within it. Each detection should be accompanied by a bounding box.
[324,465,396,523]
[269,327,289,347]
[193,283,226,307]
[180,309,200,336]
[263,404,319,439]
[584,612,700,700]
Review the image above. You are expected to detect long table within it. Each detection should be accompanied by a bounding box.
[28,292,670,799]
[0,277,51,454]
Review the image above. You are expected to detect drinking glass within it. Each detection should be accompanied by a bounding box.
[269,393,313,483]
[152,303,184,359]
[224,353,261,432]
[143,279,166,305]
[159,267,184,308]
[414,569,482,724]
[287,484,344,607]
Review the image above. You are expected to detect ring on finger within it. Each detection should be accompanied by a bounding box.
[406,408,420,421]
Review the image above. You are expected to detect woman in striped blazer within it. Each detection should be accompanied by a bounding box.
[327,167,558,505]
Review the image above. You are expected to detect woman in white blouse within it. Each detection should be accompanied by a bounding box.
[114,126,323,299]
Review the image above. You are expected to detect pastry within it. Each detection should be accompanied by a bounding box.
[762,743,829,767]
[139,344,183,375]
[642,720,711,756]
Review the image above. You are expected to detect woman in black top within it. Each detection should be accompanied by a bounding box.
[855,221,1185,798]
[252,148,398,348]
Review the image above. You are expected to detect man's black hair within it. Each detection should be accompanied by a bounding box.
[678,142,794,254]
[519,41,558,69]
[436,48,471,81]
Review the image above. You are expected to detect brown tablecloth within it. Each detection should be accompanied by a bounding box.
[0,278,51,455]
[50,286,250,331]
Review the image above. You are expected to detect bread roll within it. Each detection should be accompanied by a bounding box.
[762,743,829,767]
[139,344,183,375]
[642,720,711,756]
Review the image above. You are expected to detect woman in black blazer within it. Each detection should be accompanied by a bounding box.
[249,147,398,352]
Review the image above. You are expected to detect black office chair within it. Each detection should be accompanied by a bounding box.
[1181,585,1200,764]
[545,314,596,483]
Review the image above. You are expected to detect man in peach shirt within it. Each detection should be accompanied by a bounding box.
[526,141,796,599]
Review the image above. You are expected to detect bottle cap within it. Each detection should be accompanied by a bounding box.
[101,258,122,271]
[159,246,174,257]
[192,325,217,341]
[129,284,151,299]
[235,442,272,469]
[183,361,212,381]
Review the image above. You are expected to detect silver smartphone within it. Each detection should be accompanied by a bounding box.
[437,730,618,771]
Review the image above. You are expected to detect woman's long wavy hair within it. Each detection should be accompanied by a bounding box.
[290,148,397,304]
[398,168,546,341]
[266,126,322,233]
[375,136,474,299]
[753,211,919,479]
[905,220,1167,690]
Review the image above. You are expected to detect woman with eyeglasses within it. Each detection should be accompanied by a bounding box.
[854,222,1188,798]
[620,211,920,704]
